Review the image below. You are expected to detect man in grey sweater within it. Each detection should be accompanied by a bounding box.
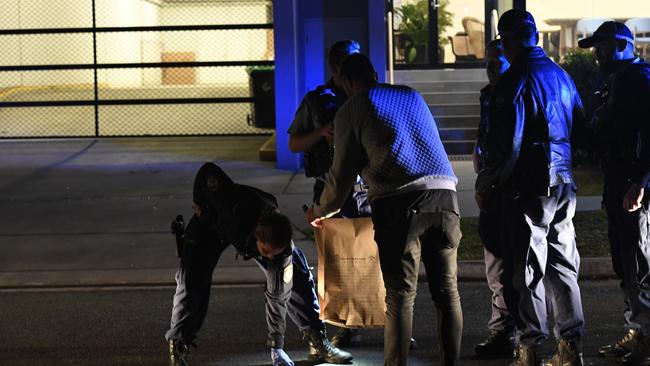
[306,53,462,366]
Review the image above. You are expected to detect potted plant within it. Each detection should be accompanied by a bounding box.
[395,0,453,63]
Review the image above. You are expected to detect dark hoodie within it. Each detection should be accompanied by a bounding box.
[193,162,279,259]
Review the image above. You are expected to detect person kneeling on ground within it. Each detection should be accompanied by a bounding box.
[165,162,352,366]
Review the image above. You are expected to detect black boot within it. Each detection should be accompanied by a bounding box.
[331,328,362,348]
[510,344,539,366]
[168,339,192,366]
[623,332,650,365]
[475,329,516,358]
[599,328,639,357]
[543,338,584,366]
[304,329,353,364]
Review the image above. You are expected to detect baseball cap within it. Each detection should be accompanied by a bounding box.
[497,9,537,38]
[578,21,634,48]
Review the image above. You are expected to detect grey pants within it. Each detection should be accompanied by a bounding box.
[165,216,324,348]
[604,180,650,332]
[509,183,585,345]
[372,189,463,366]
[479,191,516,333]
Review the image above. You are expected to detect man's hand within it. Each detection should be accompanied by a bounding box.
[319,123,334,138]
[271,348,294,366]
[192,202,203,217]
[305,206,323,228]
[623,184,645,212]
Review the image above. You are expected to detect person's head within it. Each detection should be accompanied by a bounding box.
[497,9,539,63]
[328,40,361,87]
[338,53,378,97]
[485,39,510,85]
[578,21,636,74]
[255,212,293,260]
[192,162,235,211]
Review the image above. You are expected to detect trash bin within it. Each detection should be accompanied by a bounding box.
[247,68,275,129]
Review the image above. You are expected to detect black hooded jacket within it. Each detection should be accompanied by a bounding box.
[193,162,279,259]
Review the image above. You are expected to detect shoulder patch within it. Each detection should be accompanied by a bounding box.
[283,264,293,283]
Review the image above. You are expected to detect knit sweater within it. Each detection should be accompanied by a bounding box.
[314,83,457,218]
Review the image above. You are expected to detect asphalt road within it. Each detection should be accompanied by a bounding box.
[0,280,628,366]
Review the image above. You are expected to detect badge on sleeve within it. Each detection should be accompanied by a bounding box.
[283,264,293,283]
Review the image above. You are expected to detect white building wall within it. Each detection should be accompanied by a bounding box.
[0,0,160,89]
[160,2,270,86]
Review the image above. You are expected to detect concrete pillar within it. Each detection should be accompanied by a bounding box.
[273,0,386,171]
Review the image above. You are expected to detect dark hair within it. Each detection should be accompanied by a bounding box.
[339,53,377,85]
[328,40,361,68]
[256,212,293,250]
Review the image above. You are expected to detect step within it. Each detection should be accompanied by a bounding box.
[422,91,480,104]
[409,80,486,93]
[435,115,479,129]
[395,69,487,83]
[443,140,476,155]
[429,103,480,117]
[439,127,477,141]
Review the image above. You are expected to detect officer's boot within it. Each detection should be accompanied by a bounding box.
[303,329,353,364]
[510,344,539,366]
[168,339,191,366]
[475,329,517,358]
[331,328,362,348]
[543,338,584,366]
[623,332,650,365]
[599,328,639,357]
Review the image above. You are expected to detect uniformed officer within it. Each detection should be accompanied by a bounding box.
[165,163,352,366]
[473,39,517,359]
[578,21,650,365]
[476,9,586,366]
[287,39,370,346]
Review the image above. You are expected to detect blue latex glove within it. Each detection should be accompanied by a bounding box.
[271,348,294,366]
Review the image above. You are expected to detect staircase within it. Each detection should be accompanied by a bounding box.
[394,69,487,155]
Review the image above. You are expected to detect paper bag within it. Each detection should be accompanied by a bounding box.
[314,217,386,328]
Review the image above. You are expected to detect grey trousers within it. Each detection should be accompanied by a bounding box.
[255,243,324,348]
[479,191,516,333]
[510,183,585,345]
[372,189,463,366]
[604,180,650,332]
[165,216,324,348]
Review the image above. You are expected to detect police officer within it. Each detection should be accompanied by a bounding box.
[578,21,650,365]
[473,39,517,359]
[475,9,586,366]
[165,163,352,366]
[288,39,370,346]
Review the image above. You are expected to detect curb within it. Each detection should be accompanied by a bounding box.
[0,258,616,290]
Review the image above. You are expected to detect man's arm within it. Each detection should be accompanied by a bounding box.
[624,68,650,211]
[261,253,292,349]
[287,95,333,153]
[475,85,520,196]
[313,104,365,219]
[570,82,593,151]
[632,68,650,188]
[288,125,333,153]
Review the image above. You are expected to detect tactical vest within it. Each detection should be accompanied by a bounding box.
[303,86,343,177]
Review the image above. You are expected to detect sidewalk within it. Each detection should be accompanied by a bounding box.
[0,136,613,288]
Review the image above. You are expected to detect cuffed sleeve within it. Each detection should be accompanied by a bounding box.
[262,253,293,348]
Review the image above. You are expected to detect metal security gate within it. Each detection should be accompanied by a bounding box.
[0,0,274,138]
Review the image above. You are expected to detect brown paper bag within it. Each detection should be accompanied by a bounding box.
[314,217,386,328]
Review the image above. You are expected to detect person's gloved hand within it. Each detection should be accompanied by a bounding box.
[271,348,294,366]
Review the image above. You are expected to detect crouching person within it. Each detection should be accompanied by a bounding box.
[166,162,352,366]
